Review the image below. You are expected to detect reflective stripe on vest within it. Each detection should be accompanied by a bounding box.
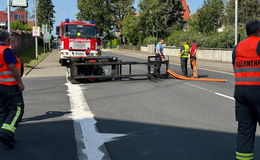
[234,36,260,85]
[0,71,12,75]
[0,45,21,85]
[0,78,16,82]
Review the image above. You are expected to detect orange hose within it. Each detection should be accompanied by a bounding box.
[167,70,226,82]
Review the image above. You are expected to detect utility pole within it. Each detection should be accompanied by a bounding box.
[34,0,38,59]
[235,0,238,46]
[7,0,11,33]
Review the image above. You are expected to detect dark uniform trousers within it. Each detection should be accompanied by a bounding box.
[154,55,162,78]
[180,57,188,77]
[0,84,24,138]
[235,85,260,158]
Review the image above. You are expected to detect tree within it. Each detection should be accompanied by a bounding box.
[161,0,184,32]
[138,0,165,39]
[121,13,142,45]
[225,0,260,27]
[36,0,55,32]
[77,0,114,39]
[131,0,184,42]
[111,0,135,32]
[190,0,224,34]
[77,0,134,40]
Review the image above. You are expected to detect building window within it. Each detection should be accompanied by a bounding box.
[14,14,24,20]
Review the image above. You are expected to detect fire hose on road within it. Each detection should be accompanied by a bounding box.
[167,69,226,82]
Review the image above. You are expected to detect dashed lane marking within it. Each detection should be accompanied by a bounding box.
[185,83,235,101]
[215,92,235,101]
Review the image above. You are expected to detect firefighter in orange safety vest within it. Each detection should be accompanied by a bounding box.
[0,30,24,149]
[233,20,260,160]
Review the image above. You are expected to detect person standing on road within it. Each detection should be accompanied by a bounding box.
[190,40,198,78]
[0,30,25,149]
[233,20,260,160]
[155,40,166,76]
[179,41,190,77]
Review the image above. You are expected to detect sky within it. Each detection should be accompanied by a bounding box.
[0,0,204,34]
[134,0,204,14]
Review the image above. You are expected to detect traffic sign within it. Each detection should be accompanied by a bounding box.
[11,0,28,7]
[33,26,41,37]
[42,24,48,35]
[43,33,52,43]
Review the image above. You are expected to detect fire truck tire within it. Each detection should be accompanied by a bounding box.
[60,59,67,66]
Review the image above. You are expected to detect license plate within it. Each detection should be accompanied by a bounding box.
[74,52,85,56]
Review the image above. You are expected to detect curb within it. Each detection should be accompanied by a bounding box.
[24,52,51,77]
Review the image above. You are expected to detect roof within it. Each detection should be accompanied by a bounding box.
[182,0,191,20]
[0,10,27,22]
[0,11,7,22]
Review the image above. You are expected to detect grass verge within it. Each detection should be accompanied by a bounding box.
[18,45,51,74]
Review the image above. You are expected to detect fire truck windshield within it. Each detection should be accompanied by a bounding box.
[64,25,96,38]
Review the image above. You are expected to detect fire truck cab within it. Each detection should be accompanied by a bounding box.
[56,19,101,66]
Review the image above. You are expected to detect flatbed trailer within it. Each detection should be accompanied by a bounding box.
[68,56,169,84]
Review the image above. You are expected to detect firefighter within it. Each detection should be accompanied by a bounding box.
[0,31,25,149]
[179,41,190,77]
[233,20,260,160]
[155,39,165,77]
[190,40,198,78]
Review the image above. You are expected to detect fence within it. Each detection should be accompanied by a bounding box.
[11,31,34,52]
[141,45,233,63]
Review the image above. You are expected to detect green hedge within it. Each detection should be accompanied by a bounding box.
[143,37,158,45]
[167,29,246,48]
[106,39,120,48]
[11,22,32,31]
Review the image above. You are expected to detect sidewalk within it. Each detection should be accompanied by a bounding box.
[0,50,78,160]
[103,49,234,74]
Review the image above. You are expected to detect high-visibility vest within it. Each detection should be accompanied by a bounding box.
[180,44,190,58]
[234,36,260,85]
[0,45,21,86]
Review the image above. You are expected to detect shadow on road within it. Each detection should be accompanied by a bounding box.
[95,118,260,160]
[22,111,72,122]
[0,117,259,160]
[198,75,209,78]
[0,120,78,160]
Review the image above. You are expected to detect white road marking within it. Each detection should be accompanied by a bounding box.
[215,92,235,101]
[185,83,235,101]
[196,67,233,75]
[66,73,126,160]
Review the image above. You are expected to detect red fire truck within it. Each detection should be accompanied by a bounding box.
[56,19,101,66]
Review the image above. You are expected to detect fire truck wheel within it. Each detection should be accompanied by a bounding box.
[60,59,67,66]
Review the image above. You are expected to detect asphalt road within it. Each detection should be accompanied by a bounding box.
[81,50,260,160]
[0,52,78,160]
[2,50,260,160]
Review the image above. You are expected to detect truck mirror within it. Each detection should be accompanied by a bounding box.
[56,26,60,35]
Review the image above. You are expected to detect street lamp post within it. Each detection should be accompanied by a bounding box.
[34,0,38,59]
[235,0,238,46]
[7,0,11,33]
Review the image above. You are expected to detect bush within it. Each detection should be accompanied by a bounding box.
[143,37,158,45]
[167,29,239,48]
[11,22,32,31]
[106,39,120,48]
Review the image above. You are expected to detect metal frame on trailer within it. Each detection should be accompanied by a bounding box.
[68,56,169,83]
